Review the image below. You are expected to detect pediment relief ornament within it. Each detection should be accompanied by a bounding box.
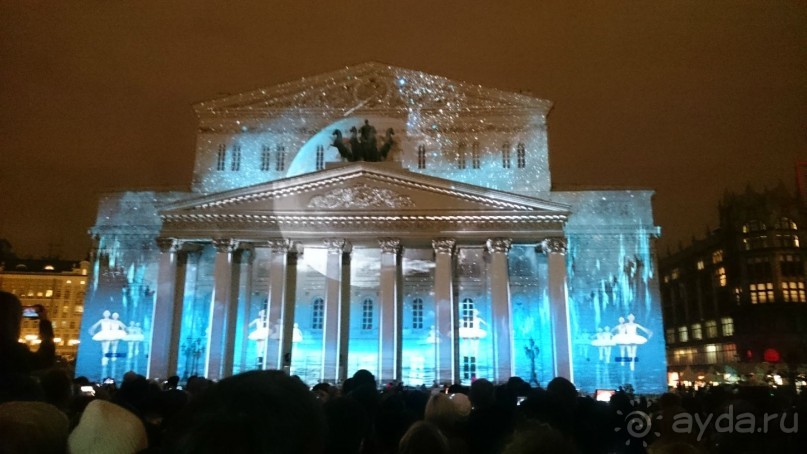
[307,184,415,209]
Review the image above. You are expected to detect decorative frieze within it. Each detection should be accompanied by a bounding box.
[307,184,415,209]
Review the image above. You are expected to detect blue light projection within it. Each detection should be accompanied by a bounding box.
[76,64,667,394]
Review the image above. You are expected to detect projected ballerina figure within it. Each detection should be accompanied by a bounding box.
[123,321,145,358]
[248,309,270,366]
[612,314,652,370]
[459,309,488,355]
[89,310,127,366]
[591,326,615,363]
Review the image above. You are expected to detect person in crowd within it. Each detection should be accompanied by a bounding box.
[0,291,56,402]
[398,421,450,454]
[162,370,326,453]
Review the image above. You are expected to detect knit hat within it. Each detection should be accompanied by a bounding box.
[68,399,148,454]
[0,401,69,454]
[449,393,472,417]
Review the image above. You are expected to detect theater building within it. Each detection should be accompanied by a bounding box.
[75,63,667,393]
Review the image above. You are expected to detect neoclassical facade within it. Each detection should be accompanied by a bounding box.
[76,63,667,393]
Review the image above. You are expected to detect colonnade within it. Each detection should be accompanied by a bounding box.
[147,236,573,384]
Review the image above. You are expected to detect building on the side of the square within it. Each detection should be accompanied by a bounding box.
[75,63,667,393]
[659,179,807,387]
[0,259,90,360]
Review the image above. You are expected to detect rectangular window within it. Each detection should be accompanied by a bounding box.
[721,317,734,336]
[462,355,477,380]
[461,299,474,328]
[501,141,511,168]
[705,320,718,338]
[696,260,704,270]
[691,323,703,340]
[775,234,800,248]
[516,143,526,168]
[315,145,325,170]
[677,326,689,343]
[749,282,774,304]
[705,344,718,364]
[712,250,723,264]
[471,141,480,169]
[260,145,272,171]
[715,267,727,287]
[782,281,806,302]
[781,255,804,277]
[362,299,373,330]
[665,328,675,344]
[412,298,424,330]
[417,145,426,169]
[230,144,241,171]
[216,144,226,171]
[312,298,324,330]
[275,145,286,171]
[457,143,466,169]
[746,257,772,281]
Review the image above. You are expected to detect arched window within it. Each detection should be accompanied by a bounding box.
[417,145,426,169]
[742,220,766,233]
[275,144,286,171]
[260,145,272,171]
[461,298,474,328]
[775,217,798,230]
[362,298,374,330]
[230,144,241,171]
[312,298,324,329]
[501,141,511,168]
[457,142,466,169]
[412,298,424,329]
[471,141,480,169]
[516,143,526,168]
[216,144,226,171]
[315,144,325,171]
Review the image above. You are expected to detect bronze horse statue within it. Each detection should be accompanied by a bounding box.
[332,120,394,162]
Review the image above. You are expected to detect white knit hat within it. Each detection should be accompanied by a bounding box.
[68,399,148,454]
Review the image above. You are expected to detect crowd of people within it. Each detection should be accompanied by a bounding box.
[2,291,805,453]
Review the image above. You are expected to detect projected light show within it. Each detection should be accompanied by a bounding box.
[75,63,667,394]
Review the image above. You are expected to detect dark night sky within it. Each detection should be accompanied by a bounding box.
[1,1,805,260]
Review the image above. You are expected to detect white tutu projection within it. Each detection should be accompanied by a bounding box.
[609,314,652,370]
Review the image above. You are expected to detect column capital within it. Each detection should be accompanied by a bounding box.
[541,237,567,255]
[212,238,239,253]
[485,238,512,254]
[324,238,351,254]
[378,238,402,254]
[156,237,180,253]
[432,238,456,255]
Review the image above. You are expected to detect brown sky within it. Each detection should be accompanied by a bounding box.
[1,1,805,260]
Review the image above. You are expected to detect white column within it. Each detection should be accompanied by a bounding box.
[487,238,513,383]
[237,246,255,372]
[322,239,350,383]
[432,238,457,385]
[148,238,184,380]
[205,238,238,381]
[542,238,573,382]
[222,248,244,376]
[378,238,403,383]
[262,239,292,371]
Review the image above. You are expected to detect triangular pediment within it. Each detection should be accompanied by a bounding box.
[194,62,551,117]
[162,162,568,217]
